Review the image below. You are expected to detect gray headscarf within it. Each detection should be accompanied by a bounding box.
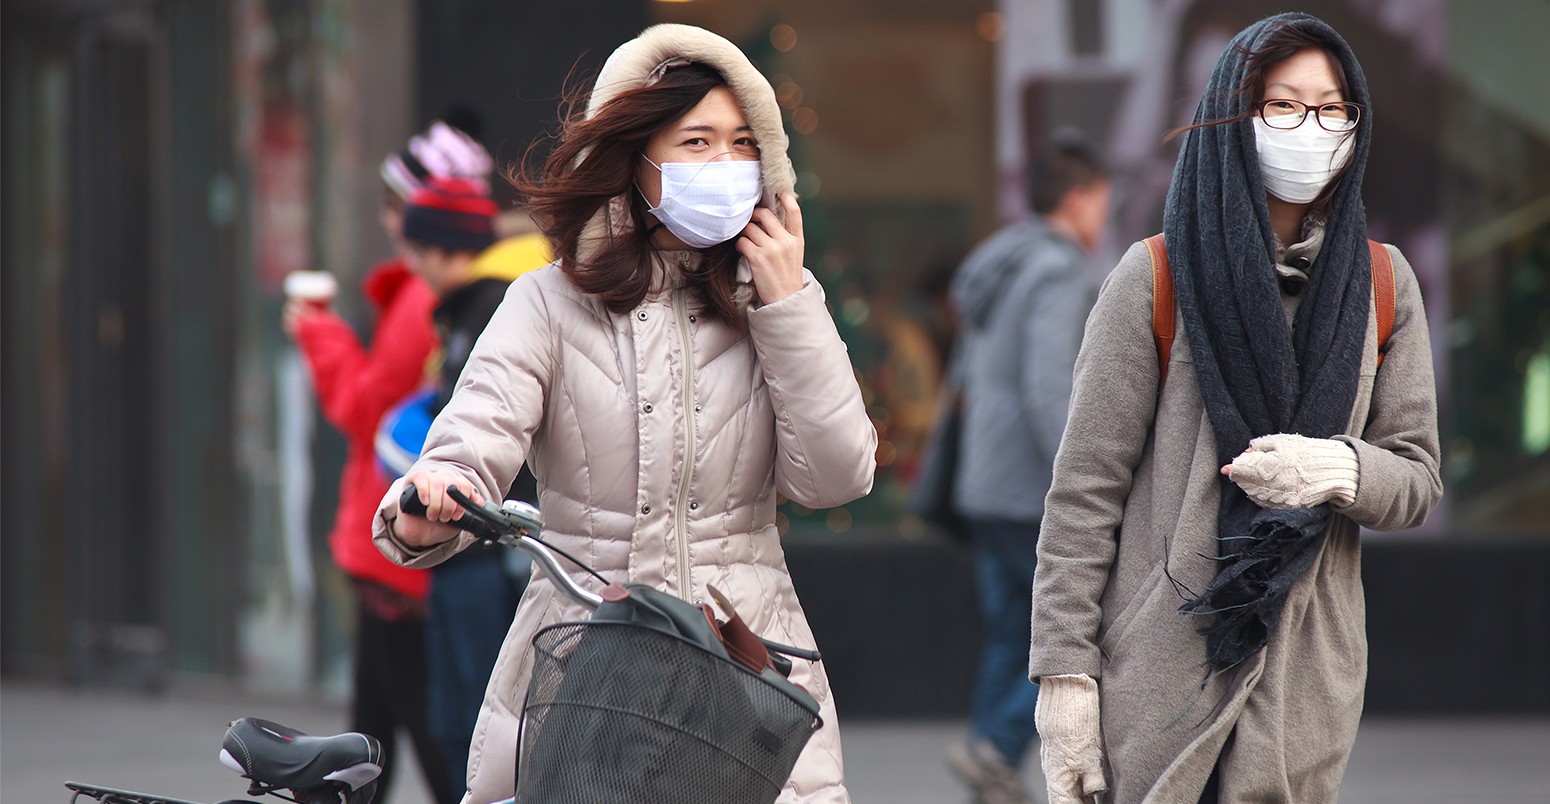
[1165,12,1374,675]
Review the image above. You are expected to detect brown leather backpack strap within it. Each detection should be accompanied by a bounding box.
[1369,240,1395,368]
[1145,234,1174,387]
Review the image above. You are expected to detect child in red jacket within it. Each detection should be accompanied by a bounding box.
[281,119,493,804]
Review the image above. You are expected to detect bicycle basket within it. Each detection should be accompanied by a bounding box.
[515,611,822,803]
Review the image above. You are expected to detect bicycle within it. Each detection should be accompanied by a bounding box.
[397,485,826,804]
[66,488,823,804]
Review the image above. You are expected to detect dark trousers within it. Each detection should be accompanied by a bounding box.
[427,552,524,800]
[352,595,455,804]
[966,516,1042,767]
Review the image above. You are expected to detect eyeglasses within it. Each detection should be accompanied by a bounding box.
[1257,99,1363,132]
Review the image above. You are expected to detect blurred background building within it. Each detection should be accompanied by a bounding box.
[4,0,1547,715]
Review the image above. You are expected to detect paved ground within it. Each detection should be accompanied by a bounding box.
[4,679,1548,803]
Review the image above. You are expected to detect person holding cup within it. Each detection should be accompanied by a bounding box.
[282,118,495,804]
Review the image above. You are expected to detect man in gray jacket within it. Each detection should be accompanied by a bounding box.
[946,132,1110,804]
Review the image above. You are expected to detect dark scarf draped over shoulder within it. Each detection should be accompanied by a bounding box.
[1165,12,1374,675]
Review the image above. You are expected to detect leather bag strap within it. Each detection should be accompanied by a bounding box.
[1146,234,1396,386]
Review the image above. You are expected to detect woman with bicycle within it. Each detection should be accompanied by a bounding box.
[374,24,875,804]
[1028,13,1441,804]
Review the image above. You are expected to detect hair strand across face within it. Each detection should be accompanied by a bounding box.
[509,63,746,325]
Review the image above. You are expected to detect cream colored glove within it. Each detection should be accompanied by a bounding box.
[1036,673,1107,804]
[1224,433,1358,509]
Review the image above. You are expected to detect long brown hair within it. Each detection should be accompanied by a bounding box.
[511,62,745,325]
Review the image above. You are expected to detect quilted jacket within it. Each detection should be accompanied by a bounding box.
[375,260,875,802]
[374,26,875,802]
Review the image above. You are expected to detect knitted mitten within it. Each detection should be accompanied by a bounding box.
[1035,673,1107,804]
[1225,433,1359,509]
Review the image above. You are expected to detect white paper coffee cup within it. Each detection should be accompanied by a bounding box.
[284,271,338,303]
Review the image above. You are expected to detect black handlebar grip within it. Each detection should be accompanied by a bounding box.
[399,483,429,517]
[398,482,499,540]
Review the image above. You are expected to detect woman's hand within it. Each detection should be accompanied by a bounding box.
[1222,433,1359,509]
[392,467,486,548]
[737,191,805,305]
[281,298,330,337]
[1036,674,1108,804]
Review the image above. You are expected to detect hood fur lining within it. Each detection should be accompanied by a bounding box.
[577,24,794,269]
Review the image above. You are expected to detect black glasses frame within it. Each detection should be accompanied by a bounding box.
[1257,99,1364,132]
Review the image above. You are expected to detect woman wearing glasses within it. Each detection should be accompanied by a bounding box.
[1029,13,1441,803]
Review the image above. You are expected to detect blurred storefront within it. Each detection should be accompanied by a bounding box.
[3,0,1546,710]
[653,0,1549,544]
[1,0,647,694]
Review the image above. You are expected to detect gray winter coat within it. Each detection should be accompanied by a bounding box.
[1029,234,1442,802]
[951,217,1095,524]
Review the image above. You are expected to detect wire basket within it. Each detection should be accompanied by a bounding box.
[515,620,822,803]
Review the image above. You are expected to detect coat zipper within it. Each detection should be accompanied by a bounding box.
[670,283,698,602]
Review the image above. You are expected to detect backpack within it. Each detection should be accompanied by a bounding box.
[1144,233,1395,386]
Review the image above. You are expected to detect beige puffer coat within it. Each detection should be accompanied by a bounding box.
[373,24,875,804]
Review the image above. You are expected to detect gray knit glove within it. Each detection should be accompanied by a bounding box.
[1225,433,1359,509]
[1036,673,1107,804]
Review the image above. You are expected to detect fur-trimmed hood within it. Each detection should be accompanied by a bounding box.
[578,24,794,267]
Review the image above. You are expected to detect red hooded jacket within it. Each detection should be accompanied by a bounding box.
[296,260,438,600]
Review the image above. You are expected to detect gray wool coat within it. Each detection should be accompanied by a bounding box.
[1029,234,1442,803]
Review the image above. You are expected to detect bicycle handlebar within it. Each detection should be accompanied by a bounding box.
[398,484,603,609]
[397,483,821,667]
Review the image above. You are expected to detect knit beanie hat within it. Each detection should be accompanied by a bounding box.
[381,121,494,201]
[401,177,498,253]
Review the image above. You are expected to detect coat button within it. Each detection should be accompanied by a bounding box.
[642,402,653,413]
[689,501,699,511]
[688,315,697,323]
[641,504,651,515]
[637,310,648,321]
[694,404,702,413]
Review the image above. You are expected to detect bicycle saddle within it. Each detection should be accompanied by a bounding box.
[219,717,382,793]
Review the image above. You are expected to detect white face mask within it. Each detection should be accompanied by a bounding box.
[642,156,763,248]
[1253,116,1356,204]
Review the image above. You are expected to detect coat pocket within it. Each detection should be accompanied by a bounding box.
[1097,562,1168,660]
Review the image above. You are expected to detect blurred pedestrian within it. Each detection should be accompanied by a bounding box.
[1029,13,1442,803]
[282,122,497,804]
[395,174,550,800]
[374,24,876,803]
[944,131,1111,804]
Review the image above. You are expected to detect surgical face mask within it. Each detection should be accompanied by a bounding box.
[1252,116,1356,204]
[642,156,763,248]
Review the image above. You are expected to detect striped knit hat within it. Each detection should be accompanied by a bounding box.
[381,121,494,201]
[401,177,497,253]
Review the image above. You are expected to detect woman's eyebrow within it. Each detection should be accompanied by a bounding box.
[1264,81,1344,99]
[677,123,755,134]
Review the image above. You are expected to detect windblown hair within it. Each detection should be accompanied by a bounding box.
[1165,23,1359,208]
[511,62,745,325]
